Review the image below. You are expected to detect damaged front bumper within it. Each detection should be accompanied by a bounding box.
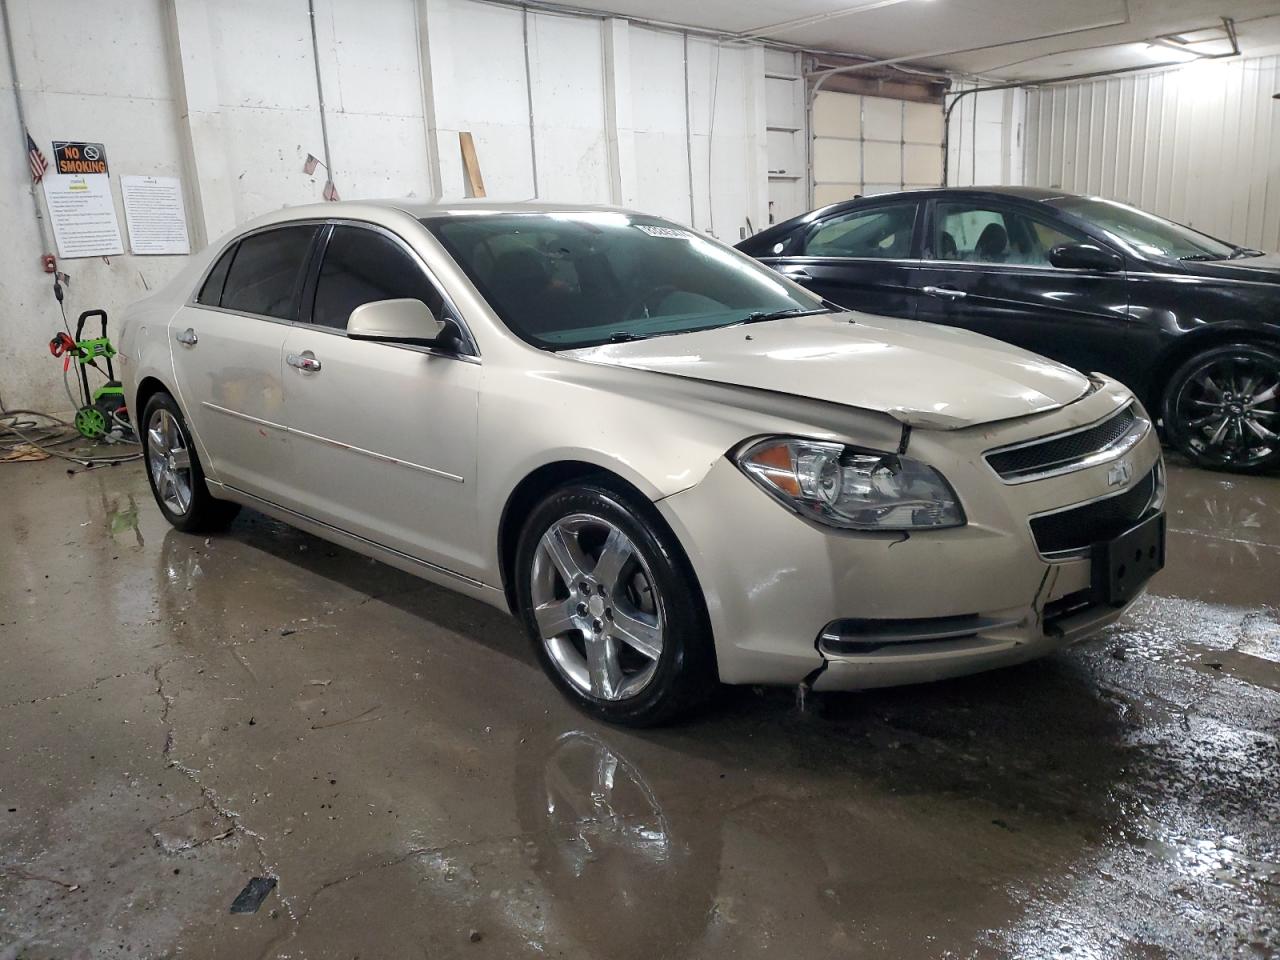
[655,379,1164,691]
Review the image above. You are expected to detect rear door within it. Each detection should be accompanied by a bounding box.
[756,199,923,319]
[280,223,484,578]
[168,224,320,504]
[913,199,1134,380]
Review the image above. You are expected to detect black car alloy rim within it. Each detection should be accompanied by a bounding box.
[1174,354,1279,466]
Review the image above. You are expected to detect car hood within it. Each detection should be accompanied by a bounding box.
[561,312,1093,430]
[1178,252,1280,283]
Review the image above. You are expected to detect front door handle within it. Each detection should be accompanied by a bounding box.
[922,285,967,300]
[286,352,322,373]
[175,328,198,346]
[780,268,813,282]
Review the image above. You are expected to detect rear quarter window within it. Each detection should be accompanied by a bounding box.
[195,243,236,305]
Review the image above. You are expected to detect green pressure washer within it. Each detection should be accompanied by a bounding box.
[49,309,129,440]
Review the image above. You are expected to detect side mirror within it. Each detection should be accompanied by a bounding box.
[1048,243,1123,272]
[346,298,448,347]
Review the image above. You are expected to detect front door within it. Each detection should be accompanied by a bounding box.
[913,199,1134,382]
[280,223,483,579]
[168,224,321,504]
[759,200,922,319]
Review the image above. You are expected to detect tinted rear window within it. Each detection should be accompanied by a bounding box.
[221,226,319,320]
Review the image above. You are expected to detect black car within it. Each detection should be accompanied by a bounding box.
[738,187,1280,473]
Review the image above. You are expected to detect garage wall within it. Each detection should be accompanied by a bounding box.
[946,84,1025,187]
[0,0,785,413]
[810,90,945,208]
[1023,54,1280,250]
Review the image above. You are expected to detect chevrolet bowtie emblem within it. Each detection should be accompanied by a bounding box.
[1106,459,1133,488]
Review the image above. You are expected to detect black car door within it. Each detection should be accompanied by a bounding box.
[756,200,923,319]
[913,198,1137,383]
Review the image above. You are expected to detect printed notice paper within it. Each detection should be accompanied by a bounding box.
[42,173,124,259]
[120,175,191,255]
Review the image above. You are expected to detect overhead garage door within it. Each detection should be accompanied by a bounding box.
[812,91,944,207]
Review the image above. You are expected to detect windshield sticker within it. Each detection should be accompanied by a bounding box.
[634,224,691,239]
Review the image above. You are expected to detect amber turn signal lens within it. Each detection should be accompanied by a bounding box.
[745,441,801,497]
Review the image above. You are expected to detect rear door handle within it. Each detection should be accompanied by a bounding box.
[175,328,198,346]
[780,268,813,282]
[922,285,966,300]
[286,352,322,372]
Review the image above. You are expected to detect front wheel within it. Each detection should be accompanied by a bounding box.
[1162,343,1280,473]
[514,481,716,726]
[141,391,241,532]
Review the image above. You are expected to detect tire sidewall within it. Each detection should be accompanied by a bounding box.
[513,482,713,726]
[1163,343,1280,473]
[141,392,216,532]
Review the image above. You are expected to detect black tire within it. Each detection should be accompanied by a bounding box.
[1162,342,1280,474]
[140,391,241,533]
[513,479,716,727]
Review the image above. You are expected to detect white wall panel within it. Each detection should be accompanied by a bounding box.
[0,0,782,411]
[627,26,690,225]
[527,12,610,203]
[0,0,190,415]
[1023,56,1280,251]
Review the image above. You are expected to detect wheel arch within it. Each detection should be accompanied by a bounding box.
[133,375,173,424]
[496,460,711,631]
[497,461,647,613]
[1150,325,1280,414]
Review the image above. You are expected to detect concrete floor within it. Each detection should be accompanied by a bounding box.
[1,457,1277,960]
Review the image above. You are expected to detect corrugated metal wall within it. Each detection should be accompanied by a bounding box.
[1024,54,1280,251]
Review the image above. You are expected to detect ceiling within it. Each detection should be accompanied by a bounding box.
[536,0,1280,80]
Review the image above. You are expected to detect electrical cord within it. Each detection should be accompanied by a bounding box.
[0,409,142,468]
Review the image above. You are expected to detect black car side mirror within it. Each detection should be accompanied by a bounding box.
[1048,243,1123,272]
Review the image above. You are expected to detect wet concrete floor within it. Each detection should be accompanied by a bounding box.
[0,457,1277,959]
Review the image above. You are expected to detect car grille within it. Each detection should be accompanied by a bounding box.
[1029,465,1158,556]
[987,406,1140,482]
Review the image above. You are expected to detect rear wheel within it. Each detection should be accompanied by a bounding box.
[1162,343,1280,473]
[514,481,715,726]
[141,392,240,532]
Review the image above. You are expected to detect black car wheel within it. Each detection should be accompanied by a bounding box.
[514,479,716,726]
[141,391,241,532]
[1163,343,1280,473]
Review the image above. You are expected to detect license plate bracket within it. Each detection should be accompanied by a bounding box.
[1092,512,1166,606]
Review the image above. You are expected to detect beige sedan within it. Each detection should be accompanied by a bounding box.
[120,201,1166,725]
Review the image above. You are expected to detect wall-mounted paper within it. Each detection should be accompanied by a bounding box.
[120,175,191,255]
[42,173,124,259]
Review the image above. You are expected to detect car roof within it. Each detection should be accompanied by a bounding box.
[239,197,636,228]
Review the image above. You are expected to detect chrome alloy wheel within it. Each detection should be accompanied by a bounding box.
[146,408,194,516]
[1174,354,1279,468]
[531,514,664,701]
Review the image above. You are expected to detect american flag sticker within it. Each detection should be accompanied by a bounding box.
[26,132,48,183]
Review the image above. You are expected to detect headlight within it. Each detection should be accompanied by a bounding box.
[735,437,965,531]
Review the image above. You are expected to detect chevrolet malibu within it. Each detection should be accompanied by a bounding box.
[120,201,1166,725]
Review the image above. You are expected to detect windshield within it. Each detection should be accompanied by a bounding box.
[1047,196,1237,261]
[422,212,829,349]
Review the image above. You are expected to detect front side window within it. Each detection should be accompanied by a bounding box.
[221,225,320,320]
[312,226,445,330]
[423,212,829,350]
[1046,196,1238,261]
[934,203,1081,266]
[802,204,917,259]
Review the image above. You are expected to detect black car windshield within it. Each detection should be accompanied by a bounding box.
[1047,196,1236,261]
[422,212,829,349]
